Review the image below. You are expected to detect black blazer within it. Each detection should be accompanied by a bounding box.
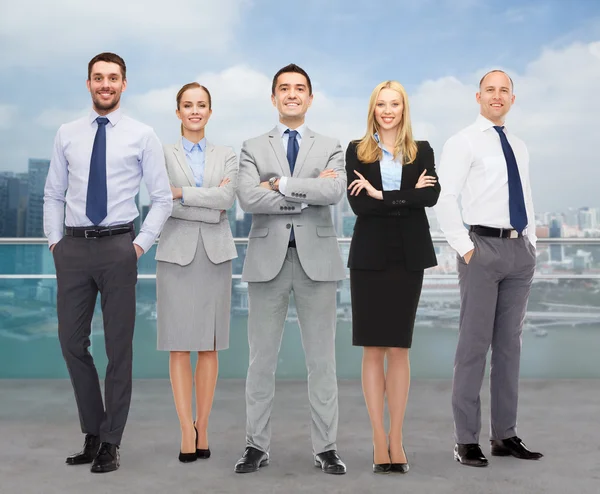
[346,140,440,271]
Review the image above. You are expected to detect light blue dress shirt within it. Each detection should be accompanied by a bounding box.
[181,136,206,187]
[375,133,403,191]
[43,108,173,252]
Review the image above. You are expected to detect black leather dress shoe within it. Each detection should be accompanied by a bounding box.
[454,443,488,467]
[234,446,269,473]
[491,436,543,460]
[65,434,100,465]
[390,446,409,474]
[90,442,120,473]
[315,450,347,475]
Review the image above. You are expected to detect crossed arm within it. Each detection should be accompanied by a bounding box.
[169,148,238,223]
[346,142,440,217]
[238,140,347,213]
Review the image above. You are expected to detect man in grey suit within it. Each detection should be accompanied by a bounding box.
[234,64,347,475]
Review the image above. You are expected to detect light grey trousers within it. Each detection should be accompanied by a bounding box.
[245,248,339,454]
[452,232,536,444]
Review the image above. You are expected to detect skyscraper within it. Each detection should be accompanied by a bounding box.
[25,159,50,237]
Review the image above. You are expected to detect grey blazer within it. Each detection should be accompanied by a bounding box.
[155,138,238,266]
[237,126,346,282]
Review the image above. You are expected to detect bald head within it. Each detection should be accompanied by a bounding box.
[479,70,514,91]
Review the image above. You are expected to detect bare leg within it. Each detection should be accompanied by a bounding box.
[194,350,219,450]
[169,351,195,453]
[362,347,390,464]
[386,347,410,463]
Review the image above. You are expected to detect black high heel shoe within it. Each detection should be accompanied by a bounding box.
[195,426,211,459]
[178,427,198,463]
[390,445,409,474]
[372,447,391,474]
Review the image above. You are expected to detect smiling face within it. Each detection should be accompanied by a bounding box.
[271,71,313,126]
[476,71,515,125]
[176,87,212,134]
[86,61,126,115]
[374,88,404,134]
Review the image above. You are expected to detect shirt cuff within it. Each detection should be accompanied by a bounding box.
[278,176,287,195]
[48,234,63,249]
[301,203,308,210]
[455,238,475,258]
[133,232,153,254]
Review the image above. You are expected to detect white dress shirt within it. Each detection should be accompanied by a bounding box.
[43,108,173,253]
[434,114,536,257]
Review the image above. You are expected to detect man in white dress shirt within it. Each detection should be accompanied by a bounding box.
[435,70,543,467]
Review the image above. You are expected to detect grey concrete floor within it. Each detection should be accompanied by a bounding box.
[0,379,599,494]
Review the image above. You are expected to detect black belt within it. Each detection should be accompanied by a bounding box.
[65,223,134,238]
[288,240,297,248]
[470,225,523,239]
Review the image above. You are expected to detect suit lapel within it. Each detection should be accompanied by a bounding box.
[267,127,291,176]
[203,142,216,188]
[293,127,316,177]
[173,138,196,186]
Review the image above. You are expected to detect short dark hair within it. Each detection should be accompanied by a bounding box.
[479,69,513,91]
[88,52,127,80]
[271,64,312,95]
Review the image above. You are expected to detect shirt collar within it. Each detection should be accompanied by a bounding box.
[477,113,508,133]
[89,108,122,127]
[277,122,306,139]
[182,136,206,153]
[373,132,394,157]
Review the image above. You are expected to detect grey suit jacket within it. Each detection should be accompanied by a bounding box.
[237,126,346,282]
[155,138,238,266]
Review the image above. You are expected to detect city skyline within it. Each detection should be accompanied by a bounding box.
[2,157,600,239]
[0,1,600,212]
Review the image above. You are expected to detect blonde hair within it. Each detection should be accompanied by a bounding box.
[356,80,417,165]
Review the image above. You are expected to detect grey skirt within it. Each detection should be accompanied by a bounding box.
[156,229,232,351]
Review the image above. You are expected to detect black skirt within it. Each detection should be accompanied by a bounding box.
[350,232,424,348]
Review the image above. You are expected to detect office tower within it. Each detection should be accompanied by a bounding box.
[25,159,50,237]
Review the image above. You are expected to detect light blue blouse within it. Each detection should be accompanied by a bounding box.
[182,136,206,187]
[375,133,402,191]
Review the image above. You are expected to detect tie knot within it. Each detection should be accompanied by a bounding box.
[493,125,505,134]
[286,129,298,139]
[96,117,109,126]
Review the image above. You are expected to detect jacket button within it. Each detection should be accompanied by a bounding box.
[286,224,291,229]
[292,206,296,210]
[401,200,406,204]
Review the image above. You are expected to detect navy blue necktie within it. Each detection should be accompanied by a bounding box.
[493,126,528,233]
[285,129,299,174]
[86,117,109,225]
[285,129,299,242]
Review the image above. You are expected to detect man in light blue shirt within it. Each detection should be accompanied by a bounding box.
[43,52,172,474]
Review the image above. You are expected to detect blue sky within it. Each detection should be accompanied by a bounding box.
[1,0,599,211]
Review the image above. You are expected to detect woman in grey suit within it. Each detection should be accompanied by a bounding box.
[155,82,238,462]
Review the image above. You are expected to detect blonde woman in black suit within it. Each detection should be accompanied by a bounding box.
[346,81,440,473]
[155,82,237,462]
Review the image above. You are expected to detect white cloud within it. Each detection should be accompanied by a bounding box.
[0,0,250,67]
[34,108,88,130]
[0,104,18,129]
